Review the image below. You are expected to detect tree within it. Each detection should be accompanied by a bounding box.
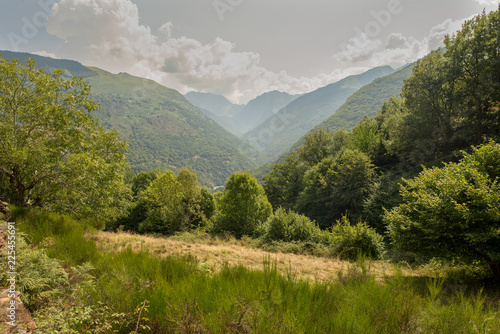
[263,152,308,210]
[385,142,500,279]
[131,170,162,198]
[297,149,376,227]
[0,56,128,221]
[139,168,207,234]
[213,172,272,238]
[298,129,336,166]
[386,7,500,168]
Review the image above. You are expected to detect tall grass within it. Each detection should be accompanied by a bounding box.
[11,209,500,333]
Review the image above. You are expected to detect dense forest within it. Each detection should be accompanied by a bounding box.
[0,7,499,333]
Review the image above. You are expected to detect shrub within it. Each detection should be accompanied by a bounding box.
[329,216,385,260]
[386,142,500,279]
[212,172,272,238]
[262,207,321,243]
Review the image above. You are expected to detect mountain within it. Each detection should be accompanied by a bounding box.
[0,50,97,78]
[234,90,301,134]
[243,66,396,163]
[1,51,255,187]
[281,64,414,159]
[307,63,414,136]
[185,90,300,137]
[185,91,244,117]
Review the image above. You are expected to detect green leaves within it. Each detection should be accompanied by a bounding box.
[0,56,128,222]
[386,142,500,277]
[213,172,272,238]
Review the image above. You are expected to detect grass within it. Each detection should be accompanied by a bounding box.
[5,209,500,333]
[90,229,397,282]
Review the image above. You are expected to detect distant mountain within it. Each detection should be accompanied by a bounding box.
[185,90,300,136]
[296,64,414,147]
[0,50,97,78]
[234,90,300,134]
[243,66,396,163]
[1,51,255,187]
[185,91,243,117]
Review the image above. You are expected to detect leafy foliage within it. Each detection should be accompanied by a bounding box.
[260,207,321,243]
[386,142,500,278]
[297,149,376,227]
[329,216,385,260]
[0,56,129,222]
[213,172,272,238]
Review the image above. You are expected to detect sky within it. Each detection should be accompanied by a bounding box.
[0,0,498,104]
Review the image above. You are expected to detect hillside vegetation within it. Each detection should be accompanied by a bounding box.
[243,66,395,163]
[0,51,255,187]
[0,7,499,333]
[289,64,414,151]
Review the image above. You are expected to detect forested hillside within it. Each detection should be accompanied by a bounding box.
[86,67,255,186]
[243,66,395,163]
[0,51,256,186]
[1,7,500,333]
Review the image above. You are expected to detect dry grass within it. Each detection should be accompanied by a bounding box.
[88,231,410,282]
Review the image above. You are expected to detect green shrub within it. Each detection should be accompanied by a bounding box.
[262,207,321,243]
[329,216,385,260]
[212,172,272,238]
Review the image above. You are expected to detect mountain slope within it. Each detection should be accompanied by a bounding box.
[243,66,396,163]
[310,64,413,135]
[86,68,255,186]
[1,51,255,186]
[185,91,243,117]
[234,90,301,134]
[286,64,414,155]
[185,90,299,136]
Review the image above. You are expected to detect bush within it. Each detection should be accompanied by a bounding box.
[385,142,500,279]
[262,207,321,243]
[329,216,385,260]
[212,172,272,238]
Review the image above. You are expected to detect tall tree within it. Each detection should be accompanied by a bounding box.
[0,57,128,221]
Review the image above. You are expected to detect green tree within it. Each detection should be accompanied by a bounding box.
[139,168,207,234]
[213,172,272,238]
[298,129,336,166]
[263,152,308,210]
[386,7,500,168]
[131,170,162,198]
[444,7,500,143]
[351,116,385,161]
[385,142,500,279]
[297,149,376,227]
[0,56,128,221]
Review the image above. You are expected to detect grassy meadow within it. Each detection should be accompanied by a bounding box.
[1,209,499,333]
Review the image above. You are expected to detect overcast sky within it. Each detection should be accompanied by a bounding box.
[1,0,498,103]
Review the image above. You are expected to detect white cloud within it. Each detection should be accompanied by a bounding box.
[32,50,59,59]
[332,16,472,69]
[473,0,499,6]
[45,0,480,104]
[45,0,371,103]
[333,33,382,63]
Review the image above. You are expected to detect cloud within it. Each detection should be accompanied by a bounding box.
[334,33,383,63]
[332,16,472,69]
[473,0,499,6]
[45,0,370,103]
[32,50,59,59]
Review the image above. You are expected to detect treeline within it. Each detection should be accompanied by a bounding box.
[1,8,499,279]
[264,8,500,278]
